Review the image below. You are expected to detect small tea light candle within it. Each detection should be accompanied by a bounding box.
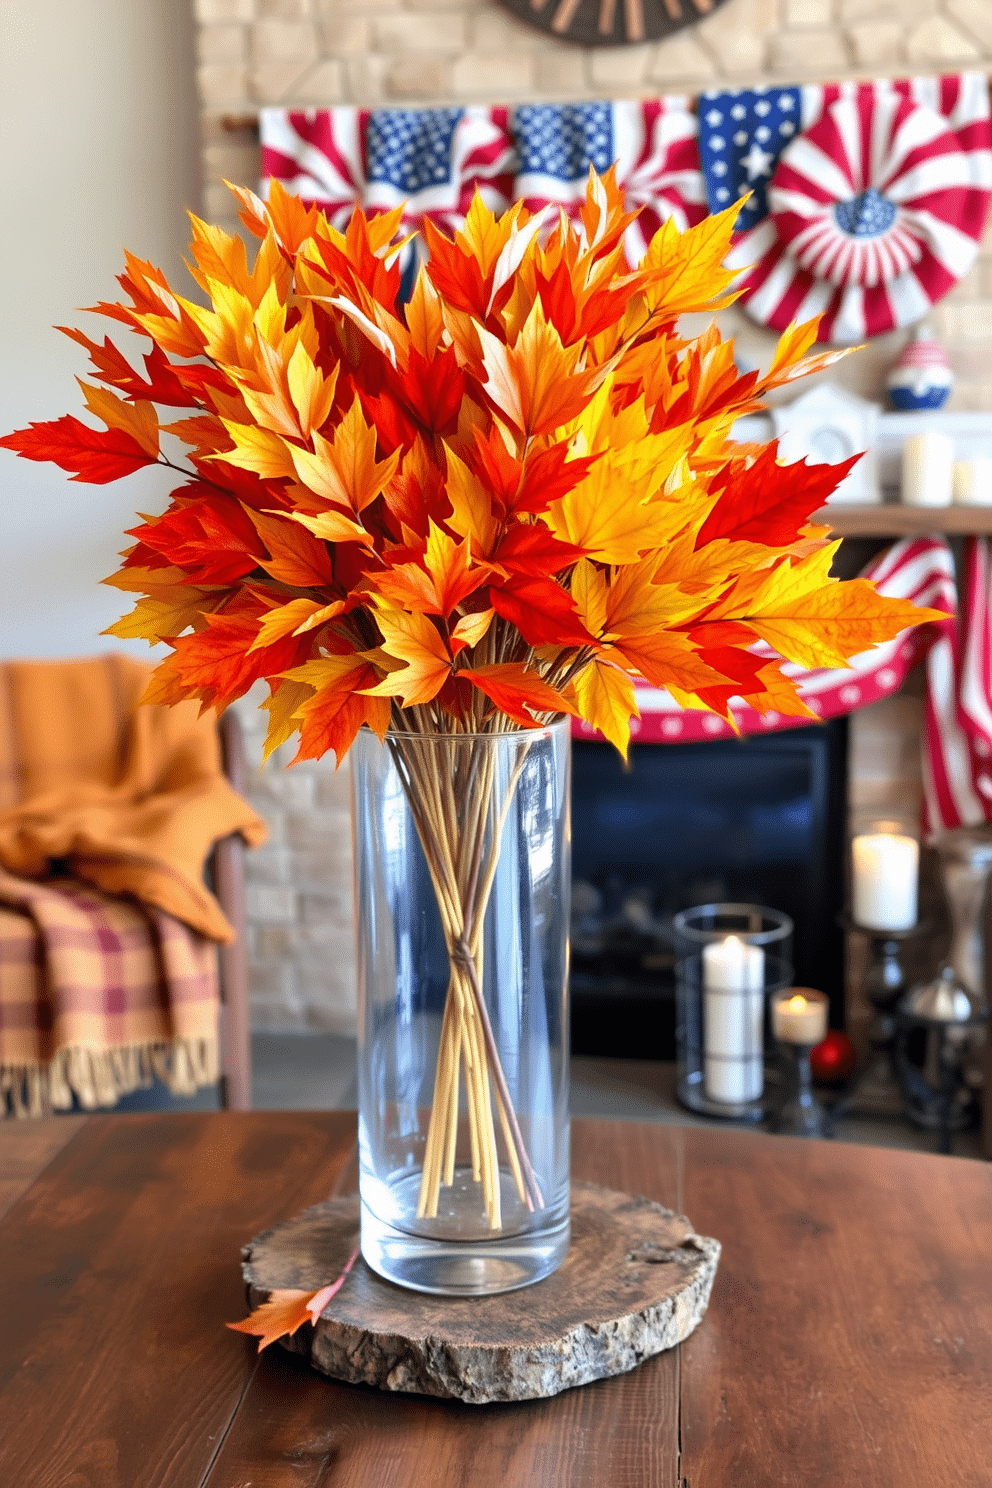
[851,830,919,930]
[702,934,765,1104]
[901,431,954,508]
[772,988,829,1046]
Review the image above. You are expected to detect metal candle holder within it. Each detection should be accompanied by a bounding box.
[772,1041,831,1138]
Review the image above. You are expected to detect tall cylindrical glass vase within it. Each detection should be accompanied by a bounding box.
[351,718,571,1295]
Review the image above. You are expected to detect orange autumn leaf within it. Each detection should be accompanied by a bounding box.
[227,1247,359,1352]
[248,508,335,588]
[466,663,578,727]
[478,302,604,438]
[363,609,453,706]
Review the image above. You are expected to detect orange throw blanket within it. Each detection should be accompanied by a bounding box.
[0,655,266,1116]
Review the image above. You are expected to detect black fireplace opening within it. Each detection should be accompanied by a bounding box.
[569,717,848,1059]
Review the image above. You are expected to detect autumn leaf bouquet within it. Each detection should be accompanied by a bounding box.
[2,171,935,1256]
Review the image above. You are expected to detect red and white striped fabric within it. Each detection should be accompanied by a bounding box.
[573,535,954,747]
[509,100,708,256]
[728,73,992,343]
[922,537,992,838]
[259,106,516,242]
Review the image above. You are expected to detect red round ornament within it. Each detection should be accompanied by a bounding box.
[811,1030,857,1085]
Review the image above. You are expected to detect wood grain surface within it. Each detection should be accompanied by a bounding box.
[813,503,992,537]
[0,1114,85,1221]
[1,1112,990,1487]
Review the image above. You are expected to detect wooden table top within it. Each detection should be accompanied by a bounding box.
[1,1112,990,1488]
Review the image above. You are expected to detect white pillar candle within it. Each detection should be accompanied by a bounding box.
[702,934,765,1104]
[772,989,829,1046]
[953,458,992,507]
[851,832,919,931]
[901,431,954,508]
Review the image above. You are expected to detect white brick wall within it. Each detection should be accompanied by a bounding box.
[195,0,990,1031]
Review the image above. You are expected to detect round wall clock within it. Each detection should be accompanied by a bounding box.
[497,0,732,47]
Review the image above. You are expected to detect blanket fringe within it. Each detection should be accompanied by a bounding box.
[1,1037,219,1118]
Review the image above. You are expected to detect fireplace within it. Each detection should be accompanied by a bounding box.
[569,719,848,1058]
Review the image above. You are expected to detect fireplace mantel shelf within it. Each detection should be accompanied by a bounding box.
[814,505,992,538]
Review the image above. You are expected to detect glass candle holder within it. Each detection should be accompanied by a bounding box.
[673,903,793,1122]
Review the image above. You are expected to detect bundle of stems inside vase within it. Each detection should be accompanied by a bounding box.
[387,703,547,1231]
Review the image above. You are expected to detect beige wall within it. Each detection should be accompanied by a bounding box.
[1,0,199,660]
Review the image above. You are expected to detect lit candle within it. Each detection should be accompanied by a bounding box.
[851,831,919,930]
[772,988,829,1046]
[901,431,954,508]
[702,934,765,1104]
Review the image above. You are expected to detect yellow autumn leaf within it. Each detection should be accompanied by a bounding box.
[103,590,215,643]
[286,340,338,439]
[212,419,297,480]
[444,446,501,555]
[259,678,314,759]
[571,656,640,760]
[570,560,608,640]
[742,548,945,671]
[640,203,743,320]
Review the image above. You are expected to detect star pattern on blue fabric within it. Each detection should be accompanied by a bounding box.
[698,87,803,226]
[366,108,463,192]
[513,103,615,181]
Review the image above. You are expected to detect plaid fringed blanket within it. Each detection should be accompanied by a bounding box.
[0,872,218,1117]
[0,655,266,1118]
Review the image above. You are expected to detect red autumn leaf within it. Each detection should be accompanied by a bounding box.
[0,415,155,483]
[127,487,262,586]
[490,577,594,649]
[387,347,467,436]
[512,444,600,516]
[492,523,588,580]
[59,328,193,407]
[163,612,306,712]
[466,663,577,726]
[695,445,862,549]
[422,217,490,319]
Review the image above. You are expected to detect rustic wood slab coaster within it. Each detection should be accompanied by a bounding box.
[241,1181,720,1404]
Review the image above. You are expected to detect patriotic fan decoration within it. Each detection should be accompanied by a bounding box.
[727,77,992,343]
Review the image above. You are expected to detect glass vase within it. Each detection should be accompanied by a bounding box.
[351,718,571,1295]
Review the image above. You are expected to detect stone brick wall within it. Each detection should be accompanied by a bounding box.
[195,0,992,1032]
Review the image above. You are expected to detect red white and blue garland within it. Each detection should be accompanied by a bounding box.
[260,74,991,342]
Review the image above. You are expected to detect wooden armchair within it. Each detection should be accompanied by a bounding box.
[214,710,251,1110]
